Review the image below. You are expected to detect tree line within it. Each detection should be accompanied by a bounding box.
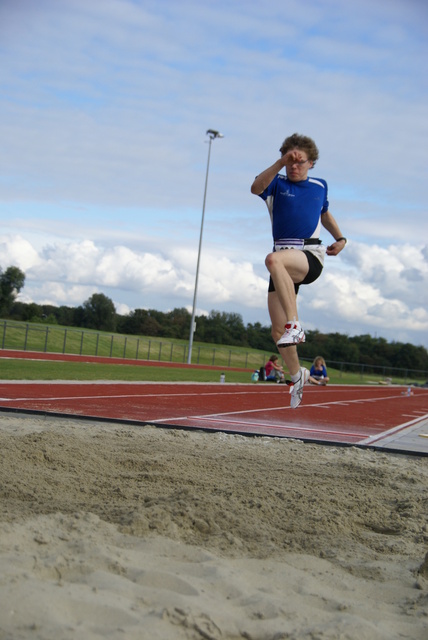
[1,265,427,372]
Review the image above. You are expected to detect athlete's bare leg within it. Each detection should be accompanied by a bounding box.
[267,291,300,376]
[265,249,309,322]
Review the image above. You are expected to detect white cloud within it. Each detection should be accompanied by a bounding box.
[299,242,428,345]
[18,282,98,308]
[2,232,427,347]
[0,235,41,271]
[342,242,428,308]
[1,233,267,313]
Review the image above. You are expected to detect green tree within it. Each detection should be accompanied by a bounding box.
[166,308,191,339]
[55,305,77,326]
[22,302,42,322]
[78,293,116,331]
[118,308,162,336]
[0,266,25,315]
[246,321,273,351]
[196,311,246,346]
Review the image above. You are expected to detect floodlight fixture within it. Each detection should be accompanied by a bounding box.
[206,129,224,139]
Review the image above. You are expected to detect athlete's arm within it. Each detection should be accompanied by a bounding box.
[250,159,284,195]
[321,211,346,256]
[250,150,304,195]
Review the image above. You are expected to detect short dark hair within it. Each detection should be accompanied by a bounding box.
[279,133,319,165]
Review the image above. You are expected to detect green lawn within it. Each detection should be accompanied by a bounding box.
[0,356,411,386]
[0,319,267,370]
[0,359,248,383]
[0,320,416,385]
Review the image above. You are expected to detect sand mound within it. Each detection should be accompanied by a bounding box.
[1,412,427,639]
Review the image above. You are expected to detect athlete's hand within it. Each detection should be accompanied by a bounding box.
[326,239,346,256]
[280,150,305,166]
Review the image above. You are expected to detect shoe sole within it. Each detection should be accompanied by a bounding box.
[277,335,305,348]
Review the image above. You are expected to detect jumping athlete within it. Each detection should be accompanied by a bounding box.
[251,133,346,408]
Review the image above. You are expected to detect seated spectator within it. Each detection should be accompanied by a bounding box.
[309,356,329,385]
[265,355,285,383]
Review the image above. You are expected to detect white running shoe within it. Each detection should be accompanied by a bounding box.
[277,321,305,347]
[289,367,310,409]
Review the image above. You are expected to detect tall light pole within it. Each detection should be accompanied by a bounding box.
[187,129,224,364]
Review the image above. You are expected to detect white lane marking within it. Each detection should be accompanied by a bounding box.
[359,413,428,444]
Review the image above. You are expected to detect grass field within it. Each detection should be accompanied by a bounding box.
[0,356,414,386]
[0,319,421,385]
[0,319,267,370]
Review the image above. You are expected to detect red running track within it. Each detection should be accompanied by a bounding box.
[1,381,427,447]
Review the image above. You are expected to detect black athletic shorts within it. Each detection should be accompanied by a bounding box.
[268,250,323,295]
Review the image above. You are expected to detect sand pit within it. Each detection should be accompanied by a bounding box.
[0,411,427,639]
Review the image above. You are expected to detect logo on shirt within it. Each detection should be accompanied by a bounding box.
[280,190,295,198]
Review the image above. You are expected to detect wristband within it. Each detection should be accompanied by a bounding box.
[335,237,347,244]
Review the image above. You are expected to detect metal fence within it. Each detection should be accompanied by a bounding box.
[1,320,427,383]
[0,320,268,370]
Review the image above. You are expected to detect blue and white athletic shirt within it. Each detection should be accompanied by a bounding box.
[310,364,328,378]
[259,174,329,240]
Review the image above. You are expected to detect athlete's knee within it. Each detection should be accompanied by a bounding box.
[265,252,280,272]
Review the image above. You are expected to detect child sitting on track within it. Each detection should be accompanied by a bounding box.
[309,356,329,385]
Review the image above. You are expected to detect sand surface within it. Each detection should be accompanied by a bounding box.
[0,411,427,639]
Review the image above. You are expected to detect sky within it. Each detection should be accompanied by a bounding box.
[1,0,427,349]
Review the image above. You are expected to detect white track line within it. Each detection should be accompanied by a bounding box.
[1,387,425,443]
[0,385,418,402]
[181,415,367,438]
[359,413,428,445]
